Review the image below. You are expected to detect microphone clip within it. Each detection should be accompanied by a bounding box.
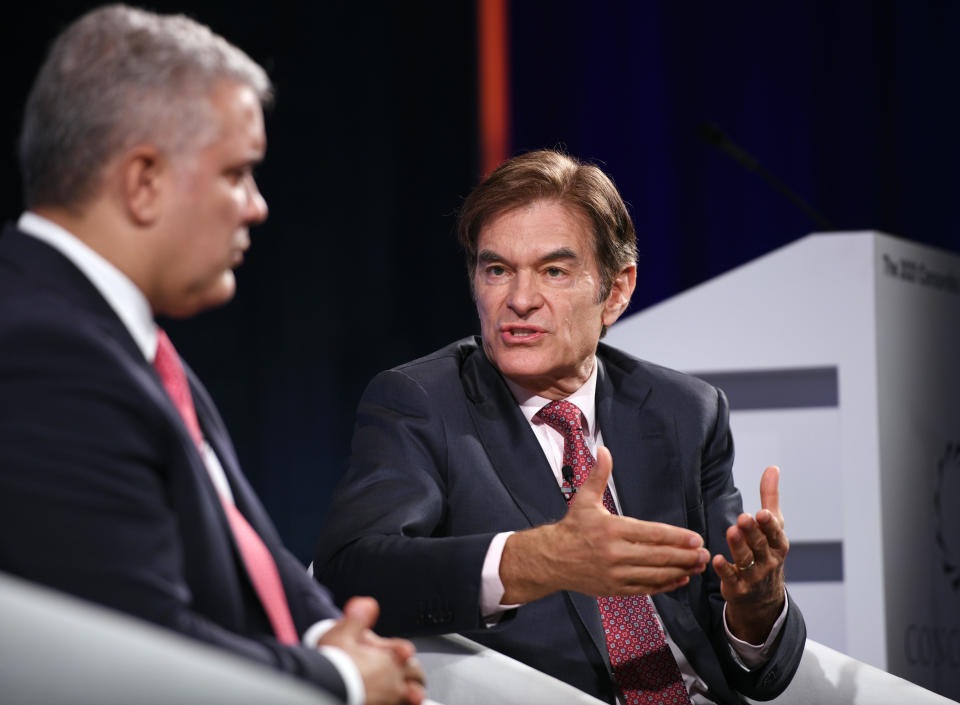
[561,464,577,503]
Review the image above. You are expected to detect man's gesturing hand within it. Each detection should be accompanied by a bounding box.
[500,446,710,604]
[318,597,426,705]
[712,465,789,644]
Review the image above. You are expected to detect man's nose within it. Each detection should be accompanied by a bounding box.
[507,271,543,316]
[244,177,269,224]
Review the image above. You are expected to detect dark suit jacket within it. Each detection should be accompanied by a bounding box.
[315,337,805,704]
[0,224,347,699]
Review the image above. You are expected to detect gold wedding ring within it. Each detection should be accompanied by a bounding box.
[735,558,756,572]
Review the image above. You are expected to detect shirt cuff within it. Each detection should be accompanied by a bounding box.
[723,592,790,670]
[479,531,521,620]
[319,646,366,705]
[303,619,366,705]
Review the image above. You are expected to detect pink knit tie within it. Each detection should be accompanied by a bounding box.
[537,400,691,705]
[153,328,299,645]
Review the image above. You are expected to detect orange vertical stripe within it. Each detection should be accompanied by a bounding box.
[478,0,510,177]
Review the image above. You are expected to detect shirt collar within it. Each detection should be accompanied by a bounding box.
[504,356,599,436]
[18,211,158,362]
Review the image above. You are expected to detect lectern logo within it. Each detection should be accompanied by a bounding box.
[935,442,960,591]
[880,251,960,296]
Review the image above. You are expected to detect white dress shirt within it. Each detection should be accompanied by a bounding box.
[478,357,787,704]
[17,212,364,705]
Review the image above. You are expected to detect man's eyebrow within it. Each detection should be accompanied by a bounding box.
[477,249,503,265]
[477,247,579,265]
[537,247,578,264]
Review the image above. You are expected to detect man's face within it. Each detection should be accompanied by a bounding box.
[151,81,268,317]
[474,199,634,400]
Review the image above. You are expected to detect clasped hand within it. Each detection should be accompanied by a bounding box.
[318,597,426,705]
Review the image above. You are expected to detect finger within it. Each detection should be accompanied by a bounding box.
[360,629,417,659]
[739,513,775,564]
[617,516,704,549]
[404,681,426,705]
[726,521,759,567]
[612,541,710,572]
[628,575,692,595]
[609,566,699,594]
[342,595,380,630]
[660,576,694,593]
[712,553,740,583]
[756,509,788,552]
[576,444,614,508]
[403,656,426,685]
[384,637,417,664]
[759,465,782,521]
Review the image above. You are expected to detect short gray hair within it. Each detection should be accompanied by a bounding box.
[19,4,273,210]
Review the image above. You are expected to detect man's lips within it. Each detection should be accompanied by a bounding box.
[499,324,546,343]
[231,235,250,266]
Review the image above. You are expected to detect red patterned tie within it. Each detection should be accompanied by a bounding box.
[153,328,299,646]
[537,400,691,705]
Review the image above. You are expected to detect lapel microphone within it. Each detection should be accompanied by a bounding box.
[561,465,577,502]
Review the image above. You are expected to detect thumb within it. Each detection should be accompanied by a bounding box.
[575,445,613,508]
[341,596,380,631]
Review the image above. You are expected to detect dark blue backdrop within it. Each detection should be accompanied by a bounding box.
[2,1,958,562]
[511,1,960,311]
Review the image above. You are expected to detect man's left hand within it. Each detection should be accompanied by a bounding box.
[712,465,789,645]
[318,597,426,705]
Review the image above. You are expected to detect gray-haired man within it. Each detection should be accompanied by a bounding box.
[0,6,423,704]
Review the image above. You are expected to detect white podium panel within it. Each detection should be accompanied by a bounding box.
[605,232,960,699]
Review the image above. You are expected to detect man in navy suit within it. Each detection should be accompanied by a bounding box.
[315,150,806,704]
[0,6,422,704]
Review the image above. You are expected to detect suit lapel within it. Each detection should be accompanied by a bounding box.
[187,370,257,517]
[187,369,283,548]
[596,353,686,529]
[460,344,569,528]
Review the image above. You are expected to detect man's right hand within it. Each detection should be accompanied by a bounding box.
[318,597,426,705]
[499,446,709,604]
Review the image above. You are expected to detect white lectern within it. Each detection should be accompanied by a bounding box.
[606,232,960,700]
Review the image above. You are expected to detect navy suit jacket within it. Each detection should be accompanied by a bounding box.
[315,337,805,704]
[0,224,347,698]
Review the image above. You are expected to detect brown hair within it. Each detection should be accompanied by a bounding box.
[457,149,637,302]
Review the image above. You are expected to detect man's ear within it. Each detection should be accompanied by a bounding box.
[121,146,165,225]
[601,264,637,327]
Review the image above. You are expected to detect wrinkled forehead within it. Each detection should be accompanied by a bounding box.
[476,199,598,264]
